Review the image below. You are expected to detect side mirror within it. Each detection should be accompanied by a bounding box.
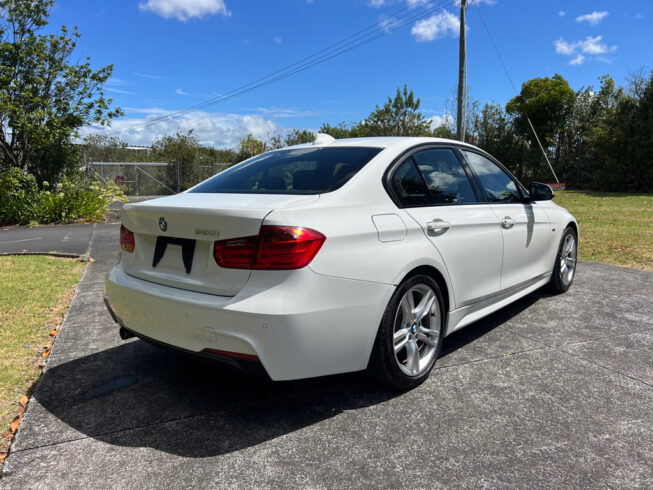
[529,182,554,201]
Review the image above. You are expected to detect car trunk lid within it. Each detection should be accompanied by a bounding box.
[120,193,318,296]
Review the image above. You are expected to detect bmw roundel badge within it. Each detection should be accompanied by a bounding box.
[158,217,167,232]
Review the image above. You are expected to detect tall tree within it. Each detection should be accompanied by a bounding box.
[506,74,575,181]
[360,85,432,136]
[0,0,122,182]
[234,133,268,163]
[151,131,206,192]
[475,103,527,180]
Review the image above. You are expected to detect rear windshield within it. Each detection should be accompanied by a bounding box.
[189,147,382,195]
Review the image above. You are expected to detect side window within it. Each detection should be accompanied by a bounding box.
[412,149,477,204]
[391,158,431,207]
[462,151,522,203]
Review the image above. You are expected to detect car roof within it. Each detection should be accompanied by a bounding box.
[283,136,479,151]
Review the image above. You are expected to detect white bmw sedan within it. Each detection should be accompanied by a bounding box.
[104,135,578,389]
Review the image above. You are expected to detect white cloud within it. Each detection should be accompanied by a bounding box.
[134,72,171,80]
[558,10,565,17]
[138,0,230,22]
[582,36,616,55]
[83,110,281,149]
[411,11,460,42]
[253,107,318,118]
[106,87,137,95]
[575,11,608,26]
[569,54,584,66]
[106,77,131,86]
[428,114,453,129]
[554,35,617,65]
[553,38,576,56]
[175,88,189,96]
[379,15,399,34]
[123,107,175,115]
[273,36,283,45]
[368,0,387,7]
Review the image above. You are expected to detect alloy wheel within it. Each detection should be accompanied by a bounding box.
[560,233,577,286]
[392,284,441,377]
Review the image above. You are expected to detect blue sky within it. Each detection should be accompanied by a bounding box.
[46,0,652,148]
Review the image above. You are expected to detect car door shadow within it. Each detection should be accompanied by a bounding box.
[33,289,553,458]
[440,288,554,358]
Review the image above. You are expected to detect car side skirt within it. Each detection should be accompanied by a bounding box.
[446,272,552,335]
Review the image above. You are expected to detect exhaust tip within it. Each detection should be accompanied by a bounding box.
[119,327,135,340]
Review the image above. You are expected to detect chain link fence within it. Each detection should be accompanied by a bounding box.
[87,161,232,197]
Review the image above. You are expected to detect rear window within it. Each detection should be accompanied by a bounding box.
[190,147,382,195]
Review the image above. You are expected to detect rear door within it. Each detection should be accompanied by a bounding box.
[390,146,503,308]
[460,150,552,290]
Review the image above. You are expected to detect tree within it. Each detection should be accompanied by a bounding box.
[0,0,122,182]
[506,74,575,181]
[585,72,653,191]
[360,85,432,136]
[319,121,363,139]
[151,131,207,191]
[81,134,129,164]
[269,129,316,149]
[445,85,480,143]
[234,134,268,163]
[475,102,527,179]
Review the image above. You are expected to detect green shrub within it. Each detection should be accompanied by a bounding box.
[0,169,126,225]
[0,168,40,225]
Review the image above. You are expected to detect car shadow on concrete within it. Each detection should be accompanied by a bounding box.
[33,289,550,458]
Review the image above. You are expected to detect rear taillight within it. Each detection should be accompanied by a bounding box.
[213,226,325,270]
[120,225,135,253]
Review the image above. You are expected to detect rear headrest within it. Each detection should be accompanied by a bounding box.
[292,170,321,191]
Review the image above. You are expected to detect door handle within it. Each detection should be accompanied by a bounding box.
[426,219,451,233]
[501,216,516,229]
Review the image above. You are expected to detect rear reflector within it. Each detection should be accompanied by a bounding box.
[120,225,135,253]
[213,225,325,270]
[202,348,259,361]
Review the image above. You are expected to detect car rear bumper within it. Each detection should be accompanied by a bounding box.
[104,256,394,381]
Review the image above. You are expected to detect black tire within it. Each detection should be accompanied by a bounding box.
[548,226,578,294]
[368,274,445,390]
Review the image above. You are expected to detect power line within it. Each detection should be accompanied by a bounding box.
[99,0,455,136]
[471,0,559,183]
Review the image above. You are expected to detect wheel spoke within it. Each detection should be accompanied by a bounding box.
[415,289,436,321]
[393,328,410,353]
[565,237,574,254]
[400,295,413,322]
[565,257,576,266]
[405,339,419,375]
[561,263,568,276]
[417,326,439,347]
[406,291,416,315]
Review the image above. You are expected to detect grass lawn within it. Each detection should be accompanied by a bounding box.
[0,256,84,457]
[554,190,653,271]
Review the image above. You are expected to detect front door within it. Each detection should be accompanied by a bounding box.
[461,150,552,290]
[390,147,504,308]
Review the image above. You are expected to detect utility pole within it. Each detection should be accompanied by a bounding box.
[456,0,467,142]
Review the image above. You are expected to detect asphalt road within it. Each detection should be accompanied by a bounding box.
[2,224,652,488]
[0,223,95,255]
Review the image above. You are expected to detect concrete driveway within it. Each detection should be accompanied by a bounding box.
[0,223,96,255]
[2,224,652,488]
